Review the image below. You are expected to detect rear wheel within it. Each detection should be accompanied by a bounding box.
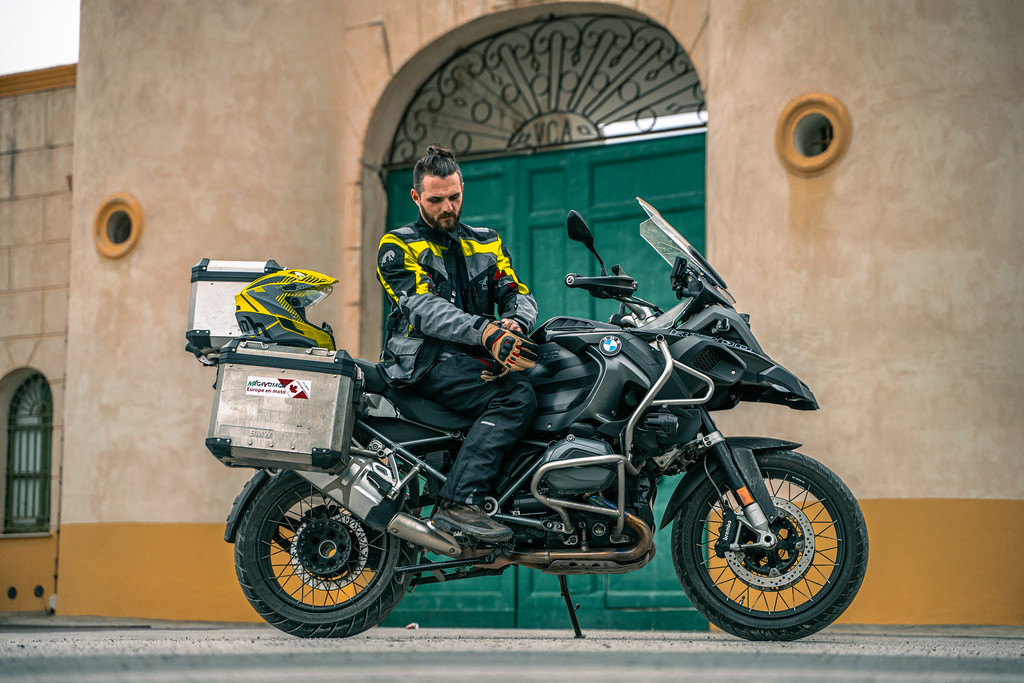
[671,450,868,641]
[234,470,413,637]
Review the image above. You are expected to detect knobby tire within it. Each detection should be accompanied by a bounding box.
[671,450,868,641]
[234,470,414,638]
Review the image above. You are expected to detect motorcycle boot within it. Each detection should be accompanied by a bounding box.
[432,503,513,542]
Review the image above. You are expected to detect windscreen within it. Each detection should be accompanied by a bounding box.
[636,197,730,293]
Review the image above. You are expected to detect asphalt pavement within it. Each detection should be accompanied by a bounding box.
[1,613,1022,682]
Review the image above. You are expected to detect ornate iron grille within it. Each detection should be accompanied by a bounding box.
[388,14,705,165]
[4,374,52,533]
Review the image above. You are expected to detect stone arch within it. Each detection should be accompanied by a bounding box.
[357,3,704,355]
[388,15,704,163]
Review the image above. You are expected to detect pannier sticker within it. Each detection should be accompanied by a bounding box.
[245,376,312,399]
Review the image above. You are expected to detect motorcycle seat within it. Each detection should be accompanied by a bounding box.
[384,390,474,430]
[353,358,473,430]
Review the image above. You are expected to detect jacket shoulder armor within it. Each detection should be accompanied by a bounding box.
[387,224,420,239]
[459,224,499,244]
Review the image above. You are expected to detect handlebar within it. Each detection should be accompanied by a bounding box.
[564,273,638,299]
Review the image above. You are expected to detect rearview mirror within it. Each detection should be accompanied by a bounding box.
[567,210,607,275]
[567,210,594,248]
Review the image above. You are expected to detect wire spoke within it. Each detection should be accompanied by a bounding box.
[249,477,398,612]
[689,458,854,620]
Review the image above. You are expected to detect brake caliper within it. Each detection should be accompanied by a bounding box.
[714,507,739,558]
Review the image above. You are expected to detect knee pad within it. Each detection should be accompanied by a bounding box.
[508,380,538,417]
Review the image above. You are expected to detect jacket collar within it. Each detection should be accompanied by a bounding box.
[415,214,463,244]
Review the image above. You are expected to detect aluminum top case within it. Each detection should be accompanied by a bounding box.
[206,339,362,473]
[187,258,282,358]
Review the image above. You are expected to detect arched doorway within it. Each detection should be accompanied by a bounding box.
[376,12,708,631]
[386,14,704,162]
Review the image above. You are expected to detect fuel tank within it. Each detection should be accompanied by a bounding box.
[524,316,687,433]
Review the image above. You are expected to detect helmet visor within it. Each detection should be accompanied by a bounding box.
[287,285,333,312]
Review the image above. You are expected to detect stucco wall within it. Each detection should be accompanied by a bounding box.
[704,0,1024,501]
[52,0,1024,623]
[701,0,1024,623]
[65,1,352,526]
[0,71,74,612]
[0,83,72,430]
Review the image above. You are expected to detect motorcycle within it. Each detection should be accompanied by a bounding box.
[190,198,868,641]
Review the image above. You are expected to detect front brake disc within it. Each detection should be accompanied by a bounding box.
[724,498,815,590]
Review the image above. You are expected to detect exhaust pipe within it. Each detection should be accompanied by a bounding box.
[294,465,462,558]
[507,511,653,568]
[296,462,651,565]
[386,513,461,557]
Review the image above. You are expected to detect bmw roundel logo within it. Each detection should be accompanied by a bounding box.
[600,336,622,356]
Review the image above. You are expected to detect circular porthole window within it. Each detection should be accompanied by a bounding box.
[775,94,852,177]
[93,193,144,259]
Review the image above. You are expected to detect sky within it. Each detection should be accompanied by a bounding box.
[0,0,80,77]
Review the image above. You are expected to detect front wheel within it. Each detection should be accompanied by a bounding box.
[234,470,413,637]
[671,450,868,641]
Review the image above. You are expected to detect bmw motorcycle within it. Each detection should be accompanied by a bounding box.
[196,198,868,641]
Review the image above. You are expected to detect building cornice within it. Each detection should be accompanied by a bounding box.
[0,64,77,98]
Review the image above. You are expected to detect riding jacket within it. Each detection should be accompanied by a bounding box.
[376,216,538,386]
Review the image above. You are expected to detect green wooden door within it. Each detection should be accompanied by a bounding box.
[380,135,708,630]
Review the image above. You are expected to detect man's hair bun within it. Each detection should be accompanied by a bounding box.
[426,145,456,160]
[414,146,462,192]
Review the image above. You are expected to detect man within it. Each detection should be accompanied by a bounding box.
[376,145,539,542]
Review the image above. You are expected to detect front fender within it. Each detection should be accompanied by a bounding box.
[223,469,271,543]
[658,437,801,530]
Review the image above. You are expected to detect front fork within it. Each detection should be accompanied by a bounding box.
[700,412,778,552]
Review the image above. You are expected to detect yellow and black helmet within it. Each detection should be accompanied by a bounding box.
[235,269,338,350]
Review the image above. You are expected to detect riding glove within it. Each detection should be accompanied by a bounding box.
[481,322,538,372]
[480,366,510,382]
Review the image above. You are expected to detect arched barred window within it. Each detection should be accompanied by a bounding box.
[4,374,52,533]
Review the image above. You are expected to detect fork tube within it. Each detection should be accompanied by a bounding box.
[699,411,774,538]
[707,440,747,501]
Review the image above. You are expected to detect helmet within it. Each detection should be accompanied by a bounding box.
[235,269,338,350]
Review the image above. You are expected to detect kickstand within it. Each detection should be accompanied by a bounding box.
[558,574,585,639]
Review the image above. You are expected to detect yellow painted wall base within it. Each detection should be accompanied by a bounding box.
[51,499,1024,625]
[57,523,259,622]
[0,533,57,612]
[840,498,1024,625]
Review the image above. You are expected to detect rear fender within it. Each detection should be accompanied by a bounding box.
[658,437,801,530]
[224,469,271,543]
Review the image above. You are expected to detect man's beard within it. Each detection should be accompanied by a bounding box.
[423,208,461,234]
